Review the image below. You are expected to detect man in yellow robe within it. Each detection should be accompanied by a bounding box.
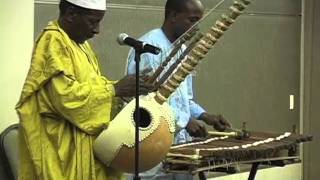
[15,0,152,179]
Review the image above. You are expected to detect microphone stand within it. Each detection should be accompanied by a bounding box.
[134,48,142,180]
[129,40,160,180]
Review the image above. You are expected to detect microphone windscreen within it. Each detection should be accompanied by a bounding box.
[117,33,128,45]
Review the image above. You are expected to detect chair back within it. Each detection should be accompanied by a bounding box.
[0,124,19,180]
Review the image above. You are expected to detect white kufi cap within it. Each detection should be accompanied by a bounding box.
[65,0,106,10]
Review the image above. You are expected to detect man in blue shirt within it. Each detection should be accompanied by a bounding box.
[126,0,231,179]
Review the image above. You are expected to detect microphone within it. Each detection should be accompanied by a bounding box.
[117,33,161,55]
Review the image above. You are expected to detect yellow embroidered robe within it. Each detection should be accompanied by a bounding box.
[16,21,121,180]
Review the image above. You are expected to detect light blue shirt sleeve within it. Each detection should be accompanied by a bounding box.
[186,75,206,118]
[127,48,156,75]
[190,100,206,118]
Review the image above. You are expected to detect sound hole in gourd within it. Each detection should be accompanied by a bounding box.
[133,108,151,128]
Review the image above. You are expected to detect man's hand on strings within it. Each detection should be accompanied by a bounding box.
[140,68,153,82]
[140,68,158,92]
[186,118,208,138]
[199,112,231,132]
[114,74,154,97]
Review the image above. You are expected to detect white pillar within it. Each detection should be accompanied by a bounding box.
[0,0,34,132]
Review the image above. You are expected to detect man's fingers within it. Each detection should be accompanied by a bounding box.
[214,121,226,131]
[217,115,232,128]
[197,122,207,137]
[218,118,230,126]
[140,68,153,75]
[138,87,149,95]
[200,126,207,137]
[139,82,154,94]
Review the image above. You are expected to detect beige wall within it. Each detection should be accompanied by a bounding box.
[0,1,34,132]
[301,0,320,180]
